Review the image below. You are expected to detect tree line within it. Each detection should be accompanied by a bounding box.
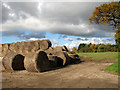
[71,43,119,53]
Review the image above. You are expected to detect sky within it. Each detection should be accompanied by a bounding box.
[0,0,118,49]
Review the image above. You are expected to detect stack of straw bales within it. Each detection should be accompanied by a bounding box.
[2,39,81,72]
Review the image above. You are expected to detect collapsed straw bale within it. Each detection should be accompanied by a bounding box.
[24,50,50,72]
[53,51,70,66]
[68,54,81,64]
[53,46,69,54]
[2,51,25,71]
[47,55,63,68]
[47,55,58,68]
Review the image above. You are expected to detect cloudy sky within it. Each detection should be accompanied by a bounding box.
[1,1,117,49]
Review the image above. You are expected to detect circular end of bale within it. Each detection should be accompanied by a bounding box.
[24,50,50,72]
[2,51,25,71]
[40,39,52,50]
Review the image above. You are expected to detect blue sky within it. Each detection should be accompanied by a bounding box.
[1,1,117,49]
[1,31,115,49]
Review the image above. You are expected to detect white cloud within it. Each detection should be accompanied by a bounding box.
[64,37,73,41]
[52,39,59,47]
[64,37,115,49]
[64,41,79,50]
[28,37,39,41]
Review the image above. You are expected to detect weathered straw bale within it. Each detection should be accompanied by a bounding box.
[53,46,69,54]
[30,41,39,51]
[53,51,70,66]
[22,41,30,51]
[13,42,21,52]
[36,40,41,49]
[2,44,8,57]
[47,55,58,68]
[40,39,52,50]
[62,46,69,52]
[9,43,16,51]
[17,49,23,55]
[68,54,81,64]
[44,47,54,55]
[54,46,64,52]
[0,44,2,57]
[22,50,28,56]
[24,50,50,72]
[68,54,79,58]
[48,55,63,67]
[2,51,25,71]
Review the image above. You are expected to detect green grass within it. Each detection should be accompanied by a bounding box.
[77,52,118,62]
[105,63,120,74]
[77,52,120,74]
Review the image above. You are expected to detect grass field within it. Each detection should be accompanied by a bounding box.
[77,52,119,62]
[77,52,120,74]
[105,63,120,74]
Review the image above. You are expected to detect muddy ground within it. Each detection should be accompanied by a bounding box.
[1,56,119,89]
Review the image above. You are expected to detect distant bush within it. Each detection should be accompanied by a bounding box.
[72,43,119,53]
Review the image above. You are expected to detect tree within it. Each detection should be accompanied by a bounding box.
[115,26,120,45]
[89,2,120,29]
[90,44,98,52]
[72,47,78,54]
[88,43,92,47]
[98,45,105,52]
[78,43,86,50]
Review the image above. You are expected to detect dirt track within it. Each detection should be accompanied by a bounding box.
[2,62,118,88]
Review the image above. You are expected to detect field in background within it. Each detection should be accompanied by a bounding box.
[77,52,119,74]
[77,52,118,63]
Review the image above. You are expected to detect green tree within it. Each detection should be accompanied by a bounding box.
[115,27,120,45]
[72,47,78,54]
[98,45,105,52]
[89,2,120,28]
[89,2,120,45]
[90,44,98,52]
[78,43,86,50]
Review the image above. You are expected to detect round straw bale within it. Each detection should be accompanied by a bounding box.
[22,41,31,52]
[2,44,8,57]
[40,39,52,50]
[9,42,16,51]
[29,41,39,51]
[22,50,28,55]
[24,50,50,72]
[2,51,25,71]
[0,44,2,57]
[36,40,41,50]
[53,51,70,66]
[17,49,23,54]
[13,42,21,52]
[19,41,24,50]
